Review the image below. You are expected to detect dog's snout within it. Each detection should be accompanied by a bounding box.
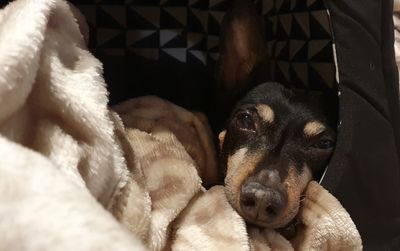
[257,169,281,185]
[240,181,286,222]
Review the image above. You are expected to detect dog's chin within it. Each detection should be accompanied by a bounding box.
[240,214,293,229]
[236,203,300,230]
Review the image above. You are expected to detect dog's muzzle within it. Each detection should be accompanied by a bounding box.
[239,180,287,224]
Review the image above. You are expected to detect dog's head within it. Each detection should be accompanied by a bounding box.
[219,82,336,229]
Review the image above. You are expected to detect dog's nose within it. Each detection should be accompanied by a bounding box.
[240,181,286,222]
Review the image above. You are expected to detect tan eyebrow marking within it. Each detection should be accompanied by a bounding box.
[303,121,326,136]
[256,104,274,123]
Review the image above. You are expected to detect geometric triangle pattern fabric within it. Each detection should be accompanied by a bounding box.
[162,30,187,48]
[276,61,291,83]
[290,40,307,60]
[187,33,207,50]
[207,35,219,52]
[209,0,229,11]
[96,28,124,48]
[163,7,187,27]
[293,12,310,38]
[97,48,125,58]
[126,30,158,47]
[132,6,161,29]
[188,50,207,65]
[310,62,335,88]
[187,9,207,33]
[72,0,335,90]
[127,6,159,30]
[100,6,126,28]
[310,11,331,38]
[160,29,183,47]
[208,11,225,35]
[160,7,184,29]
[291,62,309,87]
[162,48,187,63]
[97,7,124,29]
[129,48,160,61]
[78,5,96,27]
[308,39,331,60]
[266,0,335,90]
[279,14,292,38]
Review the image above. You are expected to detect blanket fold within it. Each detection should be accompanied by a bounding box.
[0,0,362,250]
[0,0,145,250]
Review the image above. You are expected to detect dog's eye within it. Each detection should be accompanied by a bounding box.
[235,112,256,131]
[313,139,335,149]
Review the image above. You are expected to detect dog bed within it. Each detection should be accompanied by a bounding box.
[66,0,399,248]
[0,0,399,250]
[0,2,361,250]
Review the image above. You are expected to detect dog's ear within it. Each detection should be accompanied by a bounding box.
[218,0,267,92]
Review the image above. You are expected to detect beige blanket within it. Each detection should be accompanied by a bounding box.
[0,0,362,250]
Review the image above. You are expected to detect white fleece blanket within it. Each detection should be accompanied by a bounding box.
[0,0,145,250]
[0,0,362,250]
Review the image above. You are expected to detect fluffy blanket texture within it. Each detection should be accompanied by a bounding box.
[0,0,362,250]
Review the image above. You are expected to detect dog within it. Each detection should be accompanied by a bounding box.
[218,82,336,232]
[216,0,337,234]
